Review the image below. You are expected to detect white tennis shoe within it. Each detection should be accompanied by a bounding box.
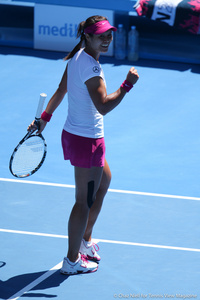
[79,239,101,263]
[60,253,98,275]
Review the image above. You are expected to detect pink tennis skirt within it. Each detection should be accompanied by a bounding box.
[61,130,105,168]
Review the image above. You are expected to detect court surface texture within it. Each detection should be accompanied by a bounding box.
[0,45,200,300]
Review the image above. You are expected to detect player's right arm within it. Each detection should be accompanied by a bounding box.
[28,65,68,134]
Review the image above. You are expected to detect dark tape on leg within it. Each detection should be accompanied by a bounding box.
[87,180,94,208]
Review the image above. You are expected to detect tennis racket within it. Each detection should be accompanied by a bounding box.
[9,93,47,178]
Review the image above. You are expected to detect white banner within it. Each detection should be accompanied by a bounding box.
[34,4,114,56]
[151,0,182,26]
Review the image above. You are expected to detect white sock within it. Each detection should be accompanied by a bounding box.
[83,239,92,247]
[67,253,80,265]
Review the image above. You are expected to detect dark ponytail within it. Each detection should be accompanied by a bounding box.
[64,15,107,61]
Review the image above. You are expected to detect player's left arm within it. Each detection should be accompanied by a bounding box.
[85,66,139,115]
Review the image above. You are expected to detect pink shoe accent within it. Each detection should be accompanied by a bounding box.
[82,240,101,262]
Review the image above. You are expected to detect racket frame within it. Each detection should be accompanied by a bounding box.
[9,93,47,178]
[9,132,47,178]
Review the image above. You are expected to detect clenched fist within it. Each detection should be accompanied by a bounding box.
[126,67,139,86]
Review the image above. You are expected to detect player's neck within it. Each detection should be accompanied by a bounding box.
[84,47,100,61]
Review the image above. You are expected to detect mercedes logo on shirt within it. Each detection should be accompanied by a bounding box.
[93,66,100,73]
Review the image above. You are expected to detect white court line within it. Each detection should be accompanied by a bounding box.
[7,261,63,300]
[1,177,200,201]
[2,229,200,299]
[1,178,199,299]
[1,228,200,253]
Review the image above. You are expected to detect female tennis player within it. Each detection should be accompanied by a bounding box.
[28,15,139,275]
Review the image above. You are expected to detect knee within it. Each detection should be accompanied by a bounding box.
[73,201,90,216]
[75,190,89,209]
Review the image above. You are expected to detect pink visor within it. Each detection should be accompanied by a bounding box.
[84,20,117,35]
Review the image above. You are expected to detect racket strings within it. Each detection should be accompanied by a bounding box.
[11,135,46,177]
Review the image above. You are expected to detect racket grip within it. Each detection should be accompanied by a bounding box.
[35,93,47,121]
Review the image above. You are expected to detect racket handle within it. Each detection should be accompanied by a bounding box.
[35,93,47,121]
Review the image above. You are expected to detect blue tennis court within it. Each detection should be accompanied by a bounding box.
[0,25,200,300]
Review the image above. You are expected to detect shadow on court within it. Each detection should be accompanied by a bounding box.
[0,262,6,269]
[0,270,69,299]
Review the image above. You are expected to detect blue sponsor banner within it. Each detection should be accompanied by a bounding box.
[34,4,114,56]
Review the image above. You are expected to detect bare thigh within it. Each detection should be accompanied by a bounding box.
[74,165,104,205]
